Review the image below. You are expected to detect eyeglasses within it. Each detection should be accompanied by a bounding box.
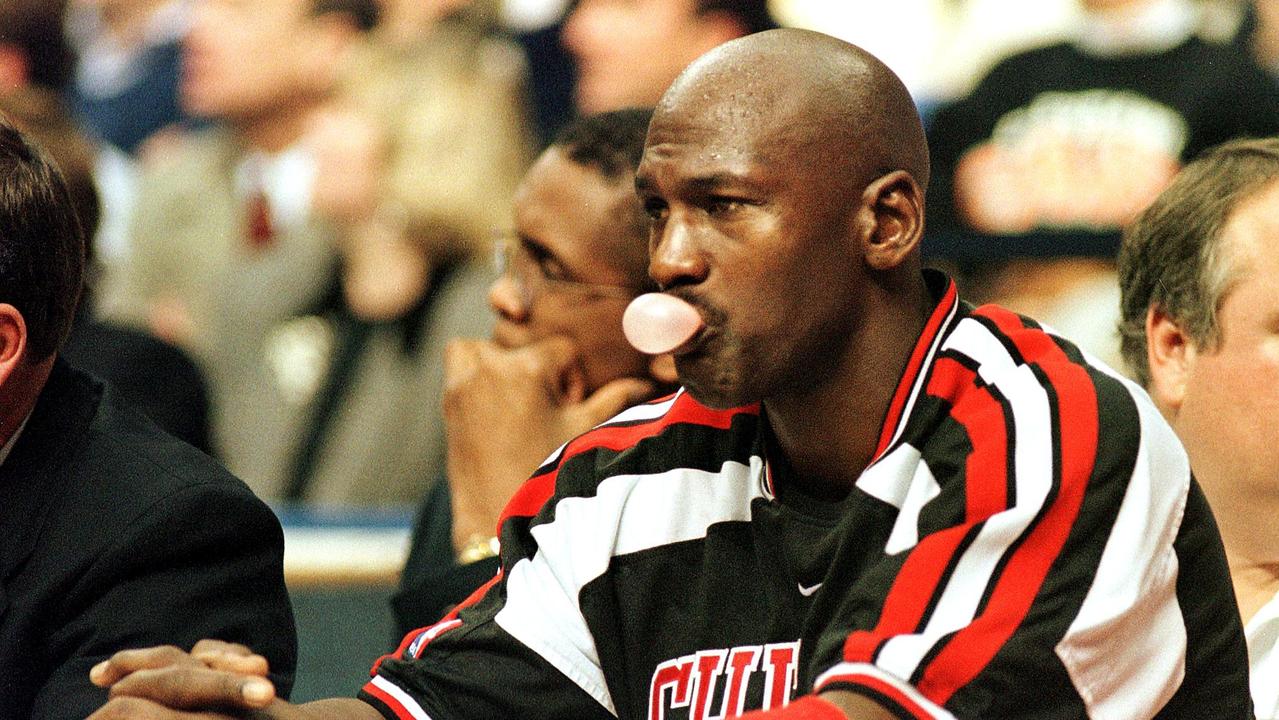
[493,231,641,305]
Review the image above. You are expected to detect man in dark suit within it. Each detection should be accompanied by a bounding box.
[0,120,296,717]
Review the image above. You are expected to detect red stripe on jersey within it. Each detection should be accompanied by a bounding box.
[843,524,972,662]
[844,355,1007,665]
[816,673,937,719]
[917,306,1098,704]
[873,278,958,460]
[362,678,418,720]
[496,393,759,529]
[927,357,1010,521]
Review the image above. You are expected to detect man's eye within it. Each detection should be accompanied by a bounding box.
[707,197,745,216]
[643,198,668,221]
[536,256,572,282]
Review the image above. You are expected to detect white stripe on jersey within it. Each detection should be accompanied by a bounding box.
[534,392,687,472]
[1054,375,1189,720]
[601,390,683,428]
[857,444,941,555]
[873,318,1057,680]
[369,675,435,720]
[815,662,957,719]
[495,456,768,717]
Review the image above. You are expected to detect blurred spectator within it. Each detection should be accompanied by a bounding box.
[264,0,527,504]
[1118,136,1279,720]
[926,0,1279,369]
[561,0,777,114]
[66,0,193,157]
[322,0,529,322]
[103,0,376,500]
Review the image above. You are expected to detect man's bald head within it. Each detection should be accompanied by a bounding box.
[654,29,929,194]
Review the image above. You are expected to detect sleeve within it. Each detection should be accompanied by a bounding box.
[362,444,618,720]
[390,478,501,640]
[804,312,1231,719]
[29,481,297,720]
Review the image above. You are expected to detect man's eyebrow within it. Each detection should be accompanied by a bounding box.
[634,171,757,195]
[686,172,753,192]
[518,233,554,259]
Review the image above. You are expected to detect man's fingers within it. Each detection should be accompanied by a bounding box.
[523,335,580,373]
[190,639,253,657]
[191,639,270,676]
[90,645,198,687]
[107,664,277,710]
[578,378,657,425]
[195,651,270,676]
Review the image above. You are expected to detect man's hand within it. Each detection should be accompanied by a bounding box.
[87,640,381,720]
[443,336,656,549]
[87,641,281,718]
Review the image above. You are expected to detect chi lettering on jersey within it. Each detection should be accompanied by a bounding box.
[648,641,801,720]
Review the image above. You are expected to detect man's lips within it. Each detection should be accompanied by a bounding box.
[490,324,530,350]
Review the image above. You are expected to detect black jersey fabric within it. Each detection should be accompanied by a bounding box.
[363,272,1249,719]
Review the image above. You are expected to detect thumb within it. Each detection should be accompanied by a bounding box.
[576,377,657,427]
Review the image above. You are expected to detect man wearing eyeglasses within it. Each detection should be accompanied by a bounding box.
[391,108,678,634]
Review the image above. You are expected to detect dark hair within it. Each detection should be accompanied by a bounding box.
[552,107,654,180]
[695,0,778,36]
[0,0,74,91]
[0,119,86,360]
[550,108,656,289]
[312,0,380,32]
[1117,136,1279,386]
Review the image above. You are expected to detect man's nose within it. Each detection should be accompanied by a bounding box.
[648,217,708,290]
[488,274,528,322]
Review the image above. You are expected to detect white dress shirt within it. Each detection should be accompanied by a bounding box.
[1249,589,1279,720]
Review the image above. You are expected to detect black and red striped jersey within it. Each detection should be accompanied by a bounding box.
[362,272,1250,720]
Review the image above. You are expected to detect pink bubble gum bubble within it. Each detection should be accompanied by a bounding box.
[623,293,704,355]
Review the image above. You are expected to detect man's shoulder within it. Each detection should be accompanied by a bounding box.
[515,390,762,516]
[45,361,263,522]
[565,390,760,469]
[938,303,1150,423]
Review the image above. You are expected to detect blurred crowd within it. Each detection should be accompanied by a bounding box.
[4,0,1279,509]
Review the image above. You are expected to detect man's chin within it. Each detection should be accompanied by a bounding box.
[679,376,753,411]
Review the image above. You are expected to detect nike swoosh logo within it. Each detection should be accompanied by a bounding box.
[797,582,822,597]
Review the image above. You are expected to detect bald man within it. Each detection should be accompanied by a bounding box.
[88,29,1249,720]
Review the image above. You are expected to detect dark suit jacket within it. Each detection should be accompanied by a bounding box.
[0,359,296,719]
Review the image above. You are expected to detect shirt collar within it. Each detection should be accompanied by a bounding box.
[0,413,32,468]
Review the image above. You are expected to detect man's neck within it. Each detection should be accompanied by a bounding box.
[1205,491,1279,623]
[1228,555,1279,625]
[764,278,933,497]
[234,106,313,156]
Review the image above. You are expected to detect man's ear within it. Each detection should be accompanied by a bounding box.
[858,170,924,272]
[691,11,751,54]
[0,303,28,388]
[0,43,30,89]
[1145,306,1195,415]
[648,352,678,385]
